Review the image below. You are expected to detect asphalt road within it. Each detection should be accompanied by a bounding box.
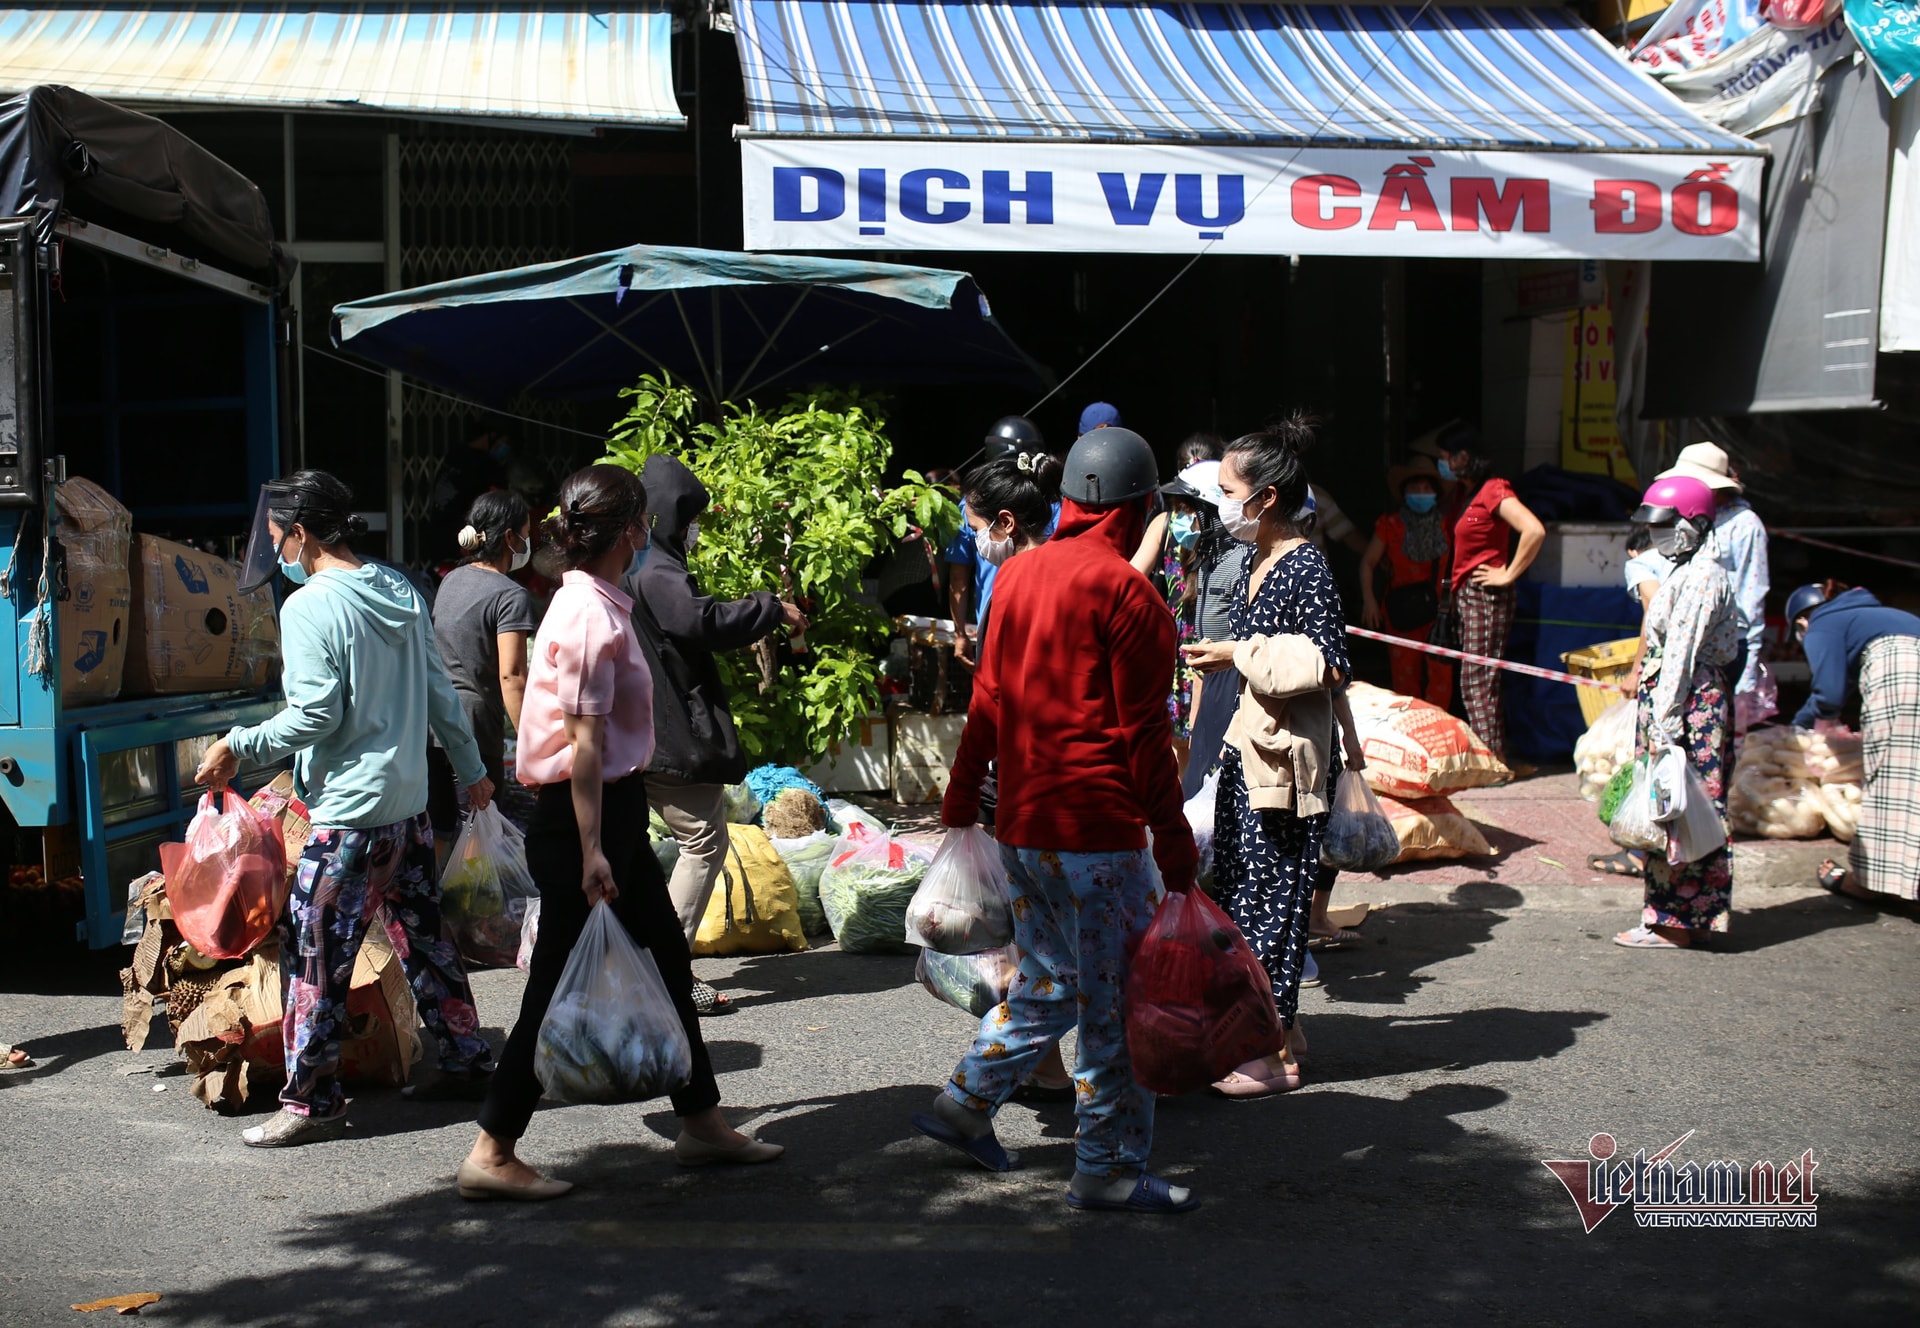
[3,877,1917,1326]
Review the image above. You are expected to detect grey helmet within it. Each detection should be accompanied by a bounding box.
[983,414,1045,462]
[1061,426,1158,506]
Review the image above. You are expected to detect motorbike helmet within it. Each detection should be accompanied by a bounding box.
[983,415,1045,462]
[1631,475,1716,564]
[1061,426,1158,506]
[1785,583,1828,628]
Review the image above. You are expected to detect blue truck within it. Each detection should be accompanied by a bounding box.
[1,86,297,948]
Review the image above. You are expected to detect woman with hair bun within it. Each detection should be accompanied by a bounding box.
[1180,419,1364,1098]
[460,464,780,1201]
[197,469,498,1147]
[428,490,537,853]
[960,449,1062,642]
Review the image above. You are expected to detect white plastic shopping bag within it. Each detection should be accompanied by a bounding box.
[1664,760,1729,865]
[534,901,692,1104]
[1608,757,1669,853]
[904,824,1013,954]
[1320,770,1403,871]
[441,805,539,969]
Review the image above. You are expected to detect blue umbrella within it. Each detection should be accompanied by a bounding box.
[330,243,1048,405]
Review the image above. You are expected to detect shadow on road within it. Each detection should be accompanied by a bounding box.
[721,945,920,1009]
[1722,892,1910,953]
[1314,882,1525,1007]
[149,1068,1920,1327]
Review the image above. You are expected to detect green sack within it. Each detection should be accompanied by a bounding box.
[1598,760,1638,827]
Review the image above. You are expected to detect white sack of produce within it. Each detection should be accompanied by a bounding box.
[1728,726,1863,841]
[1347,682,1511,800]
[1378,794,1494,862]
[1575,698,1638,802]
[819,823,931,954]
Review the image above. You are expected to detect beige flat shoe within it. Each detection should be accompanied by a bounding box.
[456,1158,573,1202]
[673,1131,785,1167]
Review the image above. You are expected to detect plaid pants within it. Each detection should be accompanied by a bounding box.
[1456,580,1516,762]
[1852,635,1920,901]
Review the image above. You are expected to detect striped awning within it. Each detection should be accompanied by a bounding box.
[0,5,682,127]
[733,1,1754,153]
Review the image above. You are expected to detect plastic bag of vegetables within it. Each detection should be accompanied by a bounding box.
[819,823,930,953]
[771,830,835,936]
[916,944,1019,1018]
[904,824,1013,954]
[534,901,692,1105]
[439,805,538,969]
[1319,771,1403,871]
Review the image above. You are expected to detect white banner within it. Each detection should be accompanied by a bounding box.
[1652,13,1856,135]
[742,141,1763,261]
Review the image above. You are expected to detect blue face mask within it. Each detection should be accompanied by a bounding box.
[1436,459,1457,483]
[278,536,309,585]
[627,542,651,579]
[1405,492,1439,514]
[1169,512,1200,549]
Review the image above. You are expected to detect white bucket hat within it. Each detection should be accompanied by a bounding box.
[1656,441,1742,493]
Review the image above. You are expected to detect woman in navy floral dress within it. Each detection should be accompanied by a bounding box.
[1184,420,1351,1098]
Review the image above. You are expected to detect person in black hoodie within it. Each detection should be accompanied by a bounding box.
[628,455,807,1013]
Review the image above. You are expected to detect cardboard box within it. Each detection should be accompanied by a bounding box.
[892,712,966,804]
[1526,523,1633,589]
[125,535,279,694]
[804,713,891,794]
[53,478,133,705]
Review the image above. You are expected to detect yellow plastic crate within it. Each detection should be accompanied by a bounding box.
[1561,636,1640,727]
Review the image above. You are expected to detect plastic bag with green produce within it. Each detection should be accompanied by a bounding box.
[916,944,1018,1017]
[771,830,835,936]
[819,822,929,954]
[534,901,692,1104]
[441,805,538,969]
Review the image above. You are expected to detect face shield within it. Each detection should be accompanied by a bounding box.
[238,483,299,593]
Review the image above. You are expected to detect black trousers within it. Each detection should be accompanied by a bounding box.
[477,774,721,1140]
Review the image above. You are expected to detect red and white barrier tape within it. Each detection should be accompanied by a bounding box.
[1347,625,1629,692]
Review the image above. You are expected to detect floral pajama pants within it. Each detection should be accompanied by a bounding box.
[1635,666,1734,932]
[281,813,492,1117]
[945,845,1162,1176]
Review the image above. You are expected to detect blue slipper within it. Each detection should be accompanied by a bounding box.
[1066,1172,1201,1214]
[909,1112,1021,1172]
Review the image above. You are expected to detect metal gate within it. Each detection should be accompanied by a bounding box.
[396,130,587,565]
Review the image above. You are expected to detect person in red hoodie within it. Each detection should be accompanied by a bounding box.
[911,426,1202,1216]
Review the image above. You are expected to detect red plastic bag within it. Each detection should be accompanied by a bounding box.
[1125,889,1283,1094]
[160,789,289,959]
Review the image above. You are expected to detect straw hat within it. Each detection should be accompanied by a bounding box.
[1386,454,1443,498]
[1656,441,1742,493]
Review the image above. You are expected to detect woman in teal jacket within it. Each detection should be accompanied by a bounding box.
[197,470,497,1148]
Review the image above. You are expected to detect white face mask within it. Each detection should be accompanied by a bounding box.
[507,532,531,573]
[976,522,1016,566]
[1216,492,1262,544]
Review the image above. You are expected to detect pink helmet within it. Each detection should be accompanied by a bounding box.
[1633,475,1715,525]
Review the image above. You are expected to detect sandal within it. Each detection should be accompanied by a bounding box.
[1066,1172,1200,1214]
[1308,927,1364,950]
[1612,924,1691,950]
[1210,1054,1302,1099]
[1588,850,1643,878]
[691,981,733,1016]
[910,1111,1021,1172]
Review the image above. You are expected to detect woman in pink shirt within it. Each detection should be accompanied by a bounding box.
[459,465,782,1201]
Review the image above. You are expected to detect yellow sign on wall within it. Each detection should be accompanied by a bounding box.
[1559,285,1638,484]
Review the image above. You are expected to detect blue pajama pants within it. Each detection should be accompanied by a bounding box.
[945,845,1163,1176]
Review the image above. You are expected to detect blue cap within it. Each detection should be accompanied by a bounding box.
[1077,401,1122,435]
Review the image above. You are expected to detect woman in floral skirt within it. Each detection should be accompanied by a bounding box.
[1616,476,1741,949]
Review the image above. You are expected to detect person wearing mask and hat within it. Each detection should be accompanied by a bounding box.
[1656,442,1770,721]
[1437,436,1546,766]
[1789,583,1920,904]
[1613,476,1741,950]
[918,425,1202,1215]
[948,415,1051,664]
[1359,457,1453,710]
[195,471,499,1146]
